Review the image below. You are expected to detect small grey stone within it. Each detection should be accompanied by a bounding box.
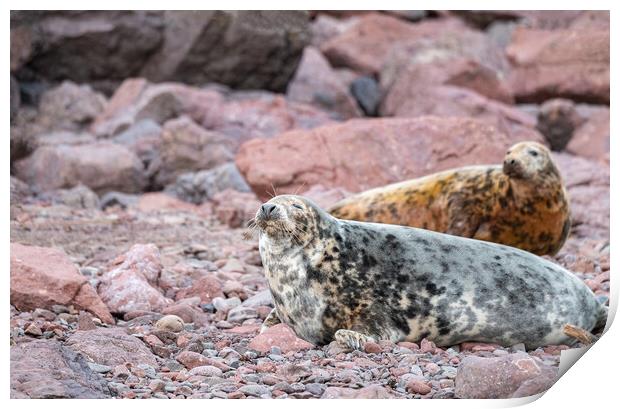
[410,365,423,376]
[239,384,271,397]
[227,306,258,322]
[164,360,185,372]
[241,290,273,308]
[242,374,261,384]
[270,346,281,355]
[305,383,326,395]
[268,354,285,362]
[108,382,130,395]
[87,363,112,373]
[441,366,457,379]
[138,363,157,378]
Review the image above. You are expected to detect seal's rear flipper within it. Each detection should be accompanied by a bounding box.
[563,323,598,345]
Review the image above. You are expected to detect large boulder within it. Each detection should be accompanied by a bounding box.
[320,13,466,74]
[155,116,234,186]
[165,163,251,205]
[506,25,610,103]
[286,46,361,119]
[10,243,114,324]
[92,79,334,148]
[198,90,334,146]
[141,11,310,91]
[11,11,164,83]
[455,353,558,398]
[236,117,539,200]
[380,26,510,101]
[10,339,110,398]
[381,84,539,141]
[66,327,158,367]
[97,244,172,315]
[37,81,107,132]
[14,142,147,194]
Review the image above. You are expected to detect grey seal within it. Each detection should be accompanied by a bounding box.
[253,195,607,350]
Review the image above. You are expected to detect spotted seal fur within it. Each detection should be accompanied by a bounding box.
[253,195,606,350]
[329,141,570,256]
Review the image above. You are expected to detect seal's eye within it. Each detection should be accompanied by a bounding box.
[292,204,303,210]
[529,150,539,157]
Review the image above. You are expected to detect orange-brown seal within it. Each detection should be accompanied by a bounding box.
[329,141,570,255]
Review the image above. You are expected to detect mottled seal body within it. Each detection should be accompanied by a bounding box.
[254,195,605,350]
[329,142,570,256]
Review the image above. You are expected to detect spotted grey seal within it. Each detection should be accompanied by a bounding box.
[253,195,606,350]
[329,141,570,256]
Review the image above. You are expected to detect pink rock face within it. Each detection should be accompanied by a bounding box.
[507,25,609,104]
[14,142,147,194]
[567,107,610,161]
[236,117,535,200]
[553,152,609,239]
[198,92,334,146]
[248,324,314,354]
[382,85,539,140]
[321,384,396,399]
[454,353,558,398]
[98,244,172,314]
[66,327,158,367]
[321,13,466,75]
[286,46,361,119]
[10,243,114,324]
[175,276,224,303]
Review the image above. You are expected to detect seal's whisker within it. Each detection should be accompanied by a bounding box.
[293,181,307,196]
[270,183,278,198]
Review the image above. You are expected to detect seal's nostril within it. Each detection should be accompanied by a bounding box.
[510,159,516,165]
[261,203,277,216]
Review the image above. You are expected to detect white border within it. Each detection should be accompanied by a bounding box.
[4,2,616,408]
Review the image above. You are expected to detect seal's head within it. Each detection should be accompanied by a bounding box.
[253,195,328,246]
[502,141,558,181]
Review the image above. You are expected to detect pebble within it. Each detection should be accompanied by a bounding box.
[25,323,42,336]
[189,365,223,377]
[407,379,432,395]
[87,363,112,373]
[239,384,271,397]
[155,315,185,333]
[306,383,326,395]
[213,297,241,313]
[148,379,166,392]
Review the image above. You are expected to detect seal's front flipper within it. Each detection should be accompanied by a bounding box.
[260,308,281,333]
[334,329,375,350]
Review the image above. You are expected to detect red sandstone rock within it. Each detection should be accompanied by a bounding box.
[248,324,314,354]
[236,117,537,200]
[10,243,113,324]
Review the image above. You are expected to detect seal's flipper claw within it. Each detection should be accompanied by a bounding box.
[260,308,281,333]
[334,329,375,351]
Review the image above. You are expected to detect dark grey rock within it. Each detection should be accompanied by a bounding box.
[165,163,251,205]
[350,76,381,116]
